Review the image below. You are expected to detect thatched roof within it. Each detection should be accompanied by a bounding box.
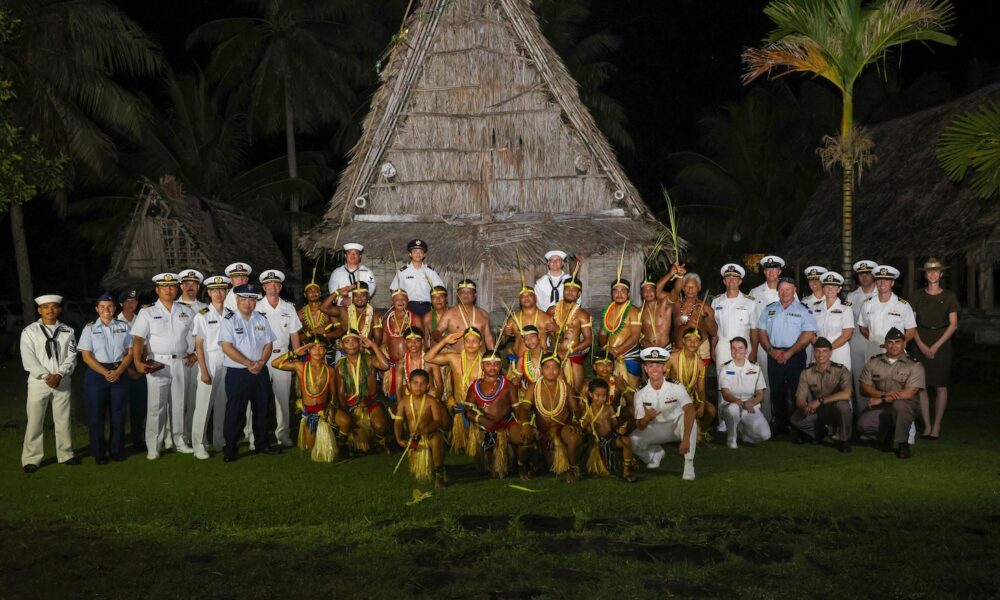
[101,177,286,289]
[784,83,1000,265]
[301,0,664,267]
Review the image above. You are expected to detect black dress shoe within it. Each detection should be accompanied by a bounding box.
[256,446,281,455]
[61,456,81,466]
[223,454,237,463]
[895,443,911,459]
[23,464,39,474]
[95,458,109,466]
[837,441,852,454]
[111,455,126,462]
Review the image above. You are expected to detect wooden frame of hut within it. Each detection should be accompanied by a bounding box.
[101,176,287,290]
[300,0,668,315]
[783,83,1000,309]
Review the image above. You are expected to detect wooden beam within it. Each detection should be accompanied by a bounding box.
[967,247,978,309]
[906,256,916,299]
[979,260,994,310]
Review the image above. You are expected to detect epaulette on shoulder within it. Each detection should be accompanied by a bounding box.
[722,359,733,366]
[713,293,725,301]
[898,298,909,305]
[85,321,95,328]
[830,361,845,369]
[863,297,872,303]
[141,303,153,309]
[224,311,235,320]
[842,300,852,307]
[744,293,754,300]
[199,307,210,315]
[257,311,267,317]
[399,265,407,271]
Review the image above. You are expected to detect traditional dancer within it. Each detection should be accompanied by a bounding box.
[271,336,342,462]
[580,378,637,482]
[547,275,592,392]
[393,369,447,488]
[426,328,485,455]
[598,279,642,389]
[526,354,583,483]
[333,329,391,454]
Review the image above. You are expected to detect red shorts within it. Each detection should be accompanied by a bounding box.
[303,403,326,415]
[569,354,584,365]
[347,393,381,414]
[483,415,517,433]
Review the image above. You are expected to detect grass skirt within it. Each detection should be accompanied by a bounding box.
[312,421,338,463]
[449,408,467,454]
[491,430,509,478]
[586,442,611,477]
[408,439,433,483]
[465,423,482,457]
[550,436,570,475]
[349,408,372,453]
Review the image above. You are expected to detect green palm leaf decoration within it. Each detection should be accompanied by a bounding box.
[937,101,1000,200]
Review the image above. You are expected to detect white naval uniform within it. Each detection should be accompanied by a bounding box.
[802,293,826,365]
[747,282,783,421]
[630,380,696,467]
[533,272,572,313]
[177,298,207,446]
[858,294,916,361]
[252,296,302,446]
[389,263,445,303]
[130,300,195,452]
[846,285,876,403]
[20,320,78,467]
[328,264,377,299]
[814,298,854,371]
[711,292,757,433]
[191,305,228,452]
[718,360,771,445]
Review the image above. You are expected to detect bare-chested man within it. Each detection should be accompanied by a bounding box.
[422,286,450,349]
[638,271,675,350]
[667,328,715,442]
[382,289,420,402]
[547,275,593,392]
[580,378,637,482]
[598,279,643,389]
[667,272,717,361]
[393,326,443,408]
[508,325,544,404]
[433,279,495,351]
[333,330,391,454]
[502,287,557,362]
[320,281,383,347]
[393,369,447,489]
[526,355,583,483]
[586,350,635,415]
[426,328,485,455]
[464,354,529,479]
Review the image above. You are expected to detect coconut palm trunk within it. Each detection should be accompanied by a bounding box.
[10,203,35,319]
[284,84,302,295]
[840,91,855,288]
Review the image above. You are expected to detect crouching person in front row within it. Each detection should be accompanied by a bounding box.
[394,369,447,488]
[790,337,854,453]
[580,378,637,482]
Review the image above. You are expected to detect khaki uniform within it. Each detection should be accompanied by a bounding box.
[791,362,853,441]
[857,354,925,445]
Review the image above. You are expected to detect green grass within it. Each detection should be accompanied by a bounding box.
[1,353,998,599]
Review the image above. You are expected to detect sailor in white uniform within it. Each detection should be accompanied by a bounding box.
[328,242,377,305]
[718,336,771,448]
[747,255,788,421]
[191,275,231,458]
[814,271,854,372]
[533,250,573,313]
[223,262,252,312]
[629,347,697,480]
[252,269,302,447]
[389,239,445,317]
[847,259,877,403]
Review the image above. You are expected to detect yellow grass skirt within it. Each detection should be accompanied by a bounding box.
[550,437,570,475]
[408,439,433,483]
[491,430,509,478]
[465,422,482,457]
[312,421,338,463]
[349,408,373,453]
[586,443,611,477]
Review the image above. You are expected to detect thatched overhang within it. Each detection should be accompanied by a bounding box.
[101,177,287,290]
[784,83,1000,265]
[301,0,667,270]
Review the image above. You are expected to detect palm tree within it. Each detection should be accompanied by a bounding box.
[0,0,162,317]
[188,0,383,287]
[534,0,633,152]
[937,101,1000,199]
[742,0,955,285]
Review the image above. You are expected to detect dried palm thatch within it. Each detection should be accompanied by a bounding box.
[101,176,287,289]
[784,82,1000,265]
[301,0,667,279]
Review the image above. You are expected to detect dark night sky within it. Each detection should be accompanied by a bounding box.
[4,0,1000,299]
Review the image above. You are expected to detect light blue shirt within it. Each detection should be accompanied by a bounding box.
[218,310,276,369]
[757,300,817,348]
[77,318,132,363]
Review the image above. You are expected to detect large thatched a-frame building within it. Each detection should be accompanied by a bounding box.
[783,83,1000,309]
[102,176,287,290]
[301,0,666,313]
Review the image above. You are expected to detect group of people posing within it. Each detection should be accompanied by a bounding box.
[18,240,959,489]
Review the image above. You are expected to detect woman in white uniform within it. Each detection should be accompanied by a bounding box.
[814,272,854,372]
[718,336,770,449]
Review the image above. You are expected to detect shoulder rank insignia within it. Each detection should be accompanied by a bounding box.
[842,300,852,307]
[898,298,909,305]
[224,311,235,320]
[199,307,210,315]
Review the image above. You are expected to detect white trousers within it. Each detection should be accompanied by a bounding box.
[721,401,772,444]
[849,332,868,412]
[146,355,187,450]
[191,351,226,451]
[22,379,75,466]
[182,361,198,445]
[630,414,697,466]
[246,359,294,446]
[756,353,773,422]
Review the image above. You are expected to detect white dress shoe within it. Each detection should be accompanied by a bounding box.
[682,459,696,481]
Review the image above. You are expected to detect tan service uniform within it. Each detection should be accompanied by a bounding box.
[790,362,853,441]
[857,354,925,445]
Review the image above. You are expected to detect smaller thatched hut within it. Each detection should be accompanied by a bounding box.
[101,177,286,290]
[783,83,1000,308]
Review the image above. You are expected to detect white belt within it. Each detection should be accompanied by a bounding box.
[152,353,185,360]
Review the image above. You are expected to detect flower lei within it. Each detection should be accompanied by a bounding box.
[602,301,633,336]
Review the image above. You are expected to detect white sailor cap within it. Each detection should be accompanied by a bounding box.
[205,275,231,289]
[343,243,364,253]
[639,346,670,363]
[760,255,785,269]
[179,269,204,283]
[721,263,746,278]
[873,265,900,280]
[152,273,180,286]
[853,260,876,274]
[804,266,828,280]
[259,270,285,284]
[820,271,845,286]
[34,294,63,306]
[234,283,263,299]
[544,250,568,261]
[225,262,252,277]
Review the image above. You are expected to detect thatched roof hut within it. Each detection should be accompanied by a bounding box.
[101,177,287,290]
[301,0,666,313]
[783,83,1000,306]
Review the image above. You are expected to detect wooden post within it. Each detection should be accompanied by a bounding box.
[967,248,977,309]
[906,256,916,299]
[979,260,995,310]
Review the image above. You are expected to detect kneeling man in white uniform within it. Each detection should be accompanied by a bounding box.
[630,346,697,480]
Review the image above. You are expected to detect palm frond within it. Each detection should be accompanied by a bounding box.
[936,101,1000,199]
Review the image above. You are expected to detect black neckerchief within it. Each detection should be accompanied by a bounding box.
[39,323,61,360]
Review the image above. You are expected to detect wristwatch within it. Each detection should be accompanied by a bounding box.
[817,397,825,405]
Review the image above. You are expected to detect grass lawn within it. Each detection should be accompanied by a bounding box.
[0,347,998,599]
